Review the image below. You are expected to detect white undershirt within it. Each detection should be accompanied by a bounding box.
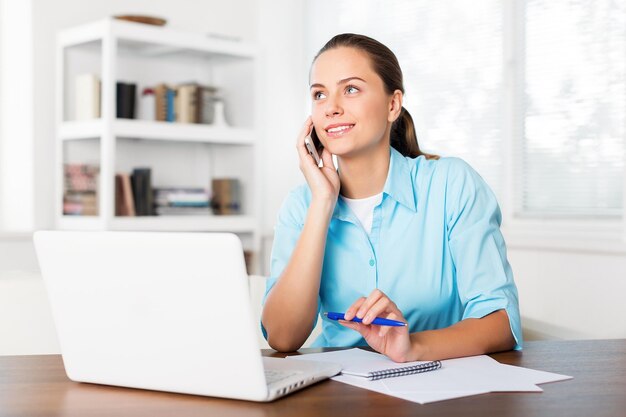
[340,192,383,234]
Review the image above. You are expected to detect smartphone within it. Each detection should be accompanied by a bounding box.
[304,127,323,166]
[310,127,323,152]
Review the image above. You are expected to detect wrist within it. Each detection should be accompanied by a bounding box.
[409,333,428,361]
[309,197,336,216]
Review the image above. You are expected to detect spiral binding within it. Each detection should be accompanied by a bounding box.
[367,360,442,381]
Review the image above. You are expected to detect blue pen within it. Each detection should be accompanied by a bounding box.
[324,312,408,327]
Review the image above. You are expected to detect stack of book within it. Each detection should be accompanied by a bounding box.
[153,82,219,124]
[154,187,212,216]
[114,168,154,216]
[63,164,99,215]
[74,77,220,123]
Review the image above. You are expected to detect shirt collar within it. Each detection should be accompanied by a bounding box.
[332,147,417,221]
[383,147,417,213]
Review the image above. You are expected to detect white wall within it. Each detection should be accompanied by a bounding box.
[508,245,626,340]
[257,0,308,237]
[0,0,34,231]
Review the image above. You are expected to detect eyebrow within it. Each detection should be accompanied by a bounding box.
[310,76,367,89]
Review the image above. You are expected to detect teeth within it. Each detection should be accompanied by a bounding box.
[327,125,354,133]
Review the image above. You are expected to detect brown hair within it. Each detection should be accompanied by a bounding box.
[313,33,438,159]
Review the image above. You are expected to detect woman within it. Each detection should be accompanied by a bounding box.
[261,33,521,362]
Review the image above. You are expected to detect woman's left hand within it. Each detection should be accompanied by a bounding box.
[340,290,414,362]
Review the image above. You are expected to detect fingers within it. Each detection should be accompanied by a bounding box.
[361,295,398,325]
[344,289,389,322]
[296,117,313,158]
[320,147,334,169]
[338,320,370,338]
[355,289,387,322]
[344,297,367,321]
[296,116,313,156]
[378,312,407,338]
[343,290,407,336]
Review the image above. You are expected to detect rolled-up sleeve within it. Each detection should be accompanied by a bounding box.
[444,159,523,350]
[260,186,321,341]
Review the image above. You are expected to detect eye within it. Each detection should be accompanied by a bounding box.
[346,85,359,94]
[313,91,326,100]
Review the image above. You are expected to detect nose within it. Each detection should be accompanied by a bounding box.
[324,94,343,118]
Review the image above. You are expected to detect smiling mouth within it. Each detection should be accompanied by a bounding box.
[325,124,355,137]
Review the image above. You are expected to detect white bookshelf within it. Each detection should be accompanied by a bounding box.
[55,18,263,272]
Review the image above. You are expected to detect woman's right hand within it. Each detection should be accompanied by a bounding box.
[297,117,341,204]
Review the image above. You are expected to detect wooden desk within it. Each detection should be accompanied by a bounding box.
[0,339,624,417]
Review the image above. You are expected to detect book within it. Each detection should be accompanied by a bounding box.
[175,83,198,123]
[115,173,136,216]
[75,74,100,120]
[341,359,442,381]
[166,88,176,122]
[211,178,241,215]
[153,187,211,216]
[154,84,169,121]
[115,175,124,215]
[155,206,212,216]
[130,168,153,216]
[63,192,98,215]
[287,348,442,381]
[63,163,99,215]
[116,82,136,119]
[197,85,218,124]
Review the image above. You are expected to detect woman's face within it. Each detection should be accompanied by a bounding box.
[309,47,398,158]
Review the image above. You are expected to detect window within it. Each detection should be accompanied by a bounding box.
[305,0,626,223]
[519,0,625,218]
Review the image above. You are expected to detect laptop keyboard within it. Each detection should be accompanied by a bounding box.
[264,369,303,384]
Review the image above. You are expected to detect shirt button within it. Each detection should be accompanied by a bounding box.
[369,259,375,267]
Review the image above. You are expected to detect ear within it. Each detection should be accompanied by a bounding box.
[388,89,403,123]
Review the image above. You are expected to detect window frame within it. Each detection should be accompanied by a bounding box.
[500,0,626,248]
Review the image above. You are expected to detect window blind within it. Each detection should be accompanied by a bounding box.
[519,0,625,217]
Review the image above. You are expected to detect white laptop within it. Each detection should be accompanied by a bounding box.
[33,230,340,402]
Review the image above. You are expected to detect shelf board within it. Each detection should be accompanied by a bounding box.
[58,18,257,60]
[112,215,258,232]
[58,215,105,230]
[58,119,255,145]
[58,215,257,233]
[58,120,103,140]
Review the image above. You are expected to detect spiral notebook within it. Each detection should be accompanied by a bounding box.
[342,359,442,381]
[287,348,442,381]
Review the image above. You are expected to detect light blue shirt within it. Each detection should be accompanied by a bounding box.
[263,147,522,350]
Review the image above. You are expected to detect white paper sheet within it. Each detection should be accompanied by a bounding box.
[286,348,573,404]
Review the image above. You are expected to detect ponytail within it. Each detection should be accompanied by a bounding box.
[391,107,439,160]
